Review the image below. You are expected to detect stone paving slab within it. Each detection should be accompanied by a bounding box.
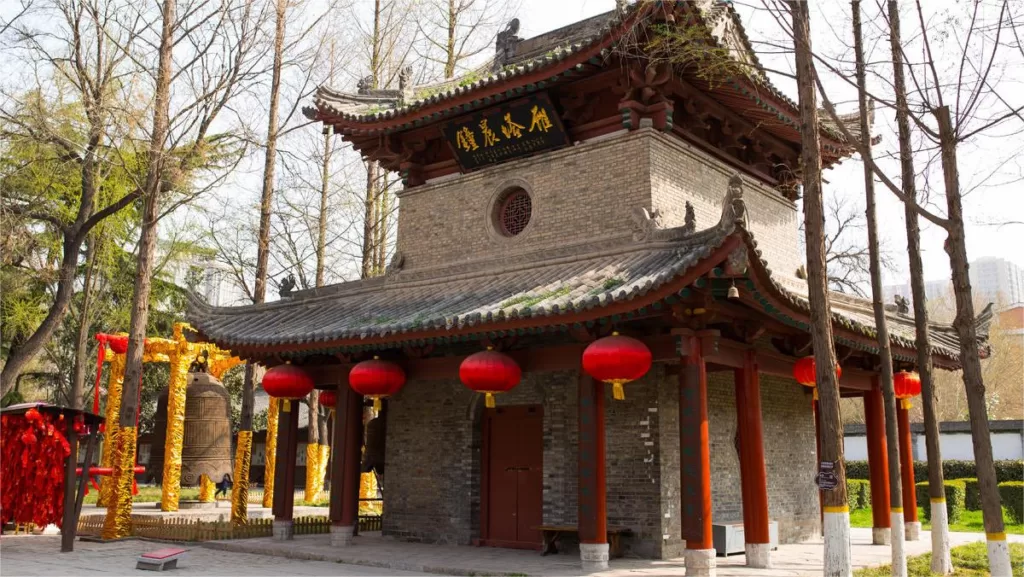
[0,535,432,576]
[203,527,1024,577]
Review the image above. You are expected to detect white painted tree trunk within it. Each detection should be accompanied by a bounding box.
[930,500,953,574]
[823,511,852,577]
[987,537,1012,577]
[890,511,907,577]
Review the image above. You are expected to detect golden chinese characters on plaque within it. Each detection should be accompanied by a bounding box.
[442,93,568,171]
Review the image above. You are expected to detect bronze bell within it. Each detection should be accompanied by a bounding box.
[180,372,233,487]
[148,370,233,487]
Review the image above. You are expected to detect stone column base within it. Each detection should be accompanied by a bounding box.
[684,548,717,577]
[872,526,891,545]
[331,524,355,546]
[580,543,609,572]
[744,542,772,568]
[905,521,921,541]
[272,520,293,541]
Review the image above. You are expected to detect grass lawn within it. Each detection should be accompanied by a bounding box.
[854,541,1024,576]
[82,485,199,505]
[849,507,1024,535]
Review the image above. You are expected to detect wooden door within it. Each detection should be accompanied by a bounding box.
[482,405,543,549]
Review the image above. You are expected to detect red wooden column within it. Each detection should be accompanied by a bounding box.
[578,373,609,571]
[329,384,352,543]
[331,388,363,545]
[272,399,300,540]
[734,350,772,568]
[679,332,715,576]
[863,384,891,545]
[897,400,920,540]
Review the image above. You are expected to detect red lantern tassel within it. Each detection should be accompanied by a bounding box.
[901,398,911,410]
[484,393,495,409]
[612,381,625,401]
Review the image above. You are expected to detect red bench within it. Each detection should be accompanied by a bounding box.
[136,547,187,571]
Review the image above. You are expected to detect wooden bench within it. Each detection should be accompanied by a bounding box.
[535,525,630,558]
[136,547,187,571]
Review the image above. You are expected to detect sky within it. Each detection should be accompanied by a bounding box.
[515,0,1024,289]
[3,0,1020,294]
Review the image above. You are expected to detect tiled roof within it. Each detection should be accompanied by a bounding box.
[188,178,978,365]
[189,231,730,349]
[305,1,865,145]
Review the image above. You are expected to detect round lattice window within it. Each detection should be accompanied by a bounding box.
[497,188,532,237]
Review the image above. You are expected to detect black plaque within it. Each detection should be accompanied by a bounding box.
[440,93,569,171]
[816,460,838,490]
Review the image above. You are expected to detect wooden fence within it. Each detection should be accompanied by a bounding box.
[76,515,333,542]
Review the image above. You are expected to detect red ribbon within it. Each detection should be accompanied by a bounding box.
[93,334,107,415]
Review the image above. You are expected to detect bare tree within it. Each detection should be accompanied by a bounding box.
[804,2,1021,569]
[415,0,517,79]
[852,2,906,572]
[103,0,176,536]
[884,0,951,570]
[101,0,267,535]
[788,2,851,575]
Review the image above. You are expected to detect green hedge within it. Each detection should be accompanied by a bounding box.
[916,479,966,524]
[998,481,1024,524]
[954,478,981,511]
[845,460,1024,484]
[847,479,872,511]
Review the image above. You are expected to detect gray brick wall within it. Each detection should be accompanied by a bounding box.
[648,134,802,280]
[395,129,801,281]
[382,363,819,557]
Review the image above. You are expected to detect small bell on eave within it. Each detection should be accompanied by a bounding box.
[727,279,740,300]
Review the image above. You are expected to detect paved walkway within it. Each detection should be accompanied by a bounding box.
[3,527,1020,576]
[205,527,1024,576]
[0,535,431,576]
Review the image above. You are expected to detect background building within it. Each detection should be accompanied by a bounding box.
[884,256,1024,307]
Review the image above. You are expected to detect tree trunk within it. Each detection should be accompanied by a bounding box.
[309,391,320,446]
[934,105,1010,575]
[253,0,287,305]
[852,4,906,573]
[362,162,378,278]
[69,234,100,410]
[0,239,79,395]
[789,2,851,575]
[102,0,174,540]
[445,0,456,79]
[235,0,288,523]
[316,125,331,287]
[886,1,950,571]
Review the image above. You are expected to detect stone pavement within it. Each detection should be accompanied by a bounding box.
[205,527,1024,577]
[2,528,1021,576]
[0,535,432,576]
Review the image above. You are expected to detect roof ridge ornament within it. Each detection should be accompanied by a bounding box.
[493,18,522,73]
[719,173,747,232]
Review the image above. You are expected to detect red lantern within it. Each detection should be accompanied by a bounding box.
[262,362,315,412]
[893,371,921,409]
[349,357,405,412]
[318,390,338,410]
[582,332,652,400]
[460,348,521,408]
[792,356,842,400]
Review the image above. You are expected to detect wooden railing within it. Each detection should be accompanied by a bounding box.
[76,514,332,542]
